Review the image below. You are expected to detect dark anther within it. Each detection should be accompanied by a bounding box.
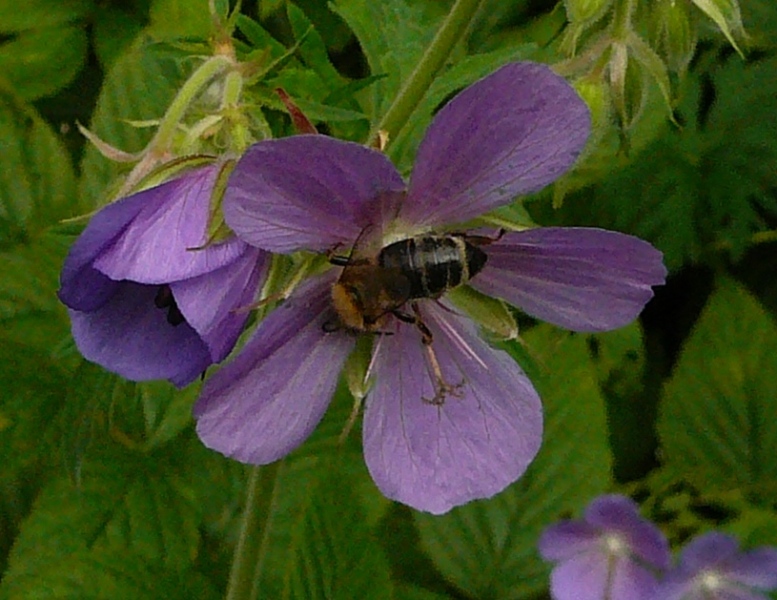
[154,285,185,327]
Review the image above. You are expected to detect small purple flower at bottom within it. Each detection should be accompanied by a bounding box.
[539,495,671,600]
[58,165,266,387]
[194,62,667,513]
[655,532,777,600]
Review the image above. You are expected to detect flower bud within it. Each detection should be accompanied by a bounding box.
[608,42,646,133]
[650,0,698,74]
[563,0,614,24]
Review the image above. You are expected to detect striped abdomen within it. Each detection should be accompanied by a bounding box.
[378,235,488,299]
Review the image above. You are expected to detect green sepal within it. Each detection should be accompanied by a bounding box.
[202,158,237,247]
[446,285,519,342]
[691,0,746,56]
[343,335,375,402]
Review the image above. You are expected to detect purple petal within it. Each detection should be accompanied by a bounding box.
[539,520,600,561]
[172,247,266,362]
[585,495,671,569]
[402,62,590,228]
[470,228,667,332]
[652,576,695,600]
[713,590,774,600]
[194,276,355,464]
[68,281,212,387]
[59,186,150,311]
[224,135,407,253]
[549,551,610,600]
[92,166,247,284]
[724,547,777,588]
[680,533,740,572]
[610,559,662,600]
[362,301,542,514]
[656,575,770,600]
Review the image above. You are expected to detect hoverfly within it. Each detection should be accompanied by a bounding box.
[325,227,503,404]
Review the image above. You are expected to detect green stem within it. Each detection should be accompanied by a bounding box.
[369,0,484,145]
[225,461,282,600]
[611,0,635,39]
[152,55,232,152]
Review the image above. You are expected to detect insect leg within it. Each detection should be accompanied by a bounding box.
[406,302,464,405]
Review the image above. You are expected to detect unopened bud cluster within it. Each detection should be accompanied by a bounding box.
[558,0,746,139]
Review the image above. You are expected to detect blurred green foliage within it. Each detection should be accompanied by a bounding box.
[1,0,777,598]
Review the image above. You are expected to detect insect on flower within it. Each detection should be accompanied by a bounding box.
[325,226,504,404]
[193,61,667,514]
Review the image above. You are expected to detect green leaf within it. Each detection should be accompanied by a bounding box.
[148,0,213,40]
[741,0,777,47]
[0,25,88,101]
[235,14,287,58]
[0,0,92,32]
[286,461,393,600]
[56,364,200,476]
[0,233,71,347]
[331,0,445,123]
[243,382,391,598]
[77,37,188,210]
[92,5,147,70]
[287,3,344,88]
[414,328,611,598]
[2,549,219,600]
[2,450,202,591]
[0,342,70,476]
[0,95,77,246]
[535,56,777,270]
[659,279,777,495]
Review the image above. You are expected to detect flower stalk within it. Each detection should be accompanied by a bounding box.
[369,0,484,146]
[225,462,283,600]
[152,54,233,153]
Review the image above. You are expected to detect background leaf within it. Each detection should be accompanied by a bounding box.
[0,94,77,245]
[659,279,777,496]
[331,0,445,122]
[532,55,777,270]
[0,26,88,101]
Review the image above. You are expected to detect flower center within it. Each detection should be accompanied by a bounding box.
[602,532,628,557]
[696,569,724,592]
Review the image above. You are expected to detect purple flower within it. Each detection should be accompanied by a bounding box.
[193,62,667,513]
[655,532,777,600]
[539,495,672,600]
[58,165,267,387]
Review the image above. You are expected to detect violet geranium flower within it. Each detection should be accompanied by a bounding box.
[539,494,672,600]
[58,165,267,387]
[655,532,777,600]
[193,62,667,513]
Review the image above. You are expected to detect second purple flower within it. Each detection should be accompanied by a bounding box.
[194,62,667,513]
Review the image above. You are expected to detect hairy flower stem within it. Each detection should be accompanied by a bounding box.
[225,461,283,600]
[369,0,484,146]
[152,55,232,153]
